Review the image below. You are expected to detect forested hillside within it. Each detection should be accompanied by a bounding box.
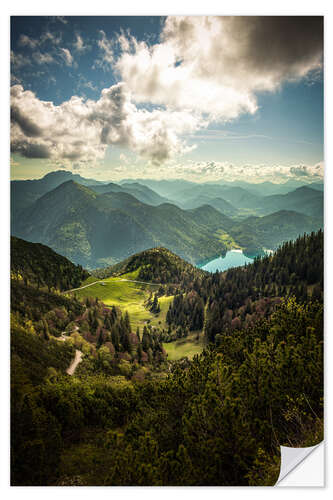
[11,298,323,486]
[10,232,323,486]
[11,181,230,267]
[11,236,89,291]
[10,170,106,215]
[228,210,322,255]
[166,231,323,342]
[93,247,205,286]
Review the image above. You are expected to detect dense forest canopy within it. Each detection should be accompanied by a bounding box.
[93,246,205,285]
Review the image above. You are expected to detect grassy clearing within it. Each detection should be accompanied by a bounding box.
[149,295,174,328]
[215,230,241,249]
[78,275,101,286]
[163,332,205,361]
[72,273,204,359]
[116,268,141,280]
[70,274,173,331]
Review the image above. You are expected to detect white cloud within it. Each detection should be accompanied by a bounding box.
[169,160,324,182]
[94,158,323,183]
[93,30,114,70]
[59,47,73,66]
[289,163,324,178]
[83,80,97,91]
[41,31,62,45]
[10,17,323,172]
[115,16,323,121]
[10,83,202,166]
[56,16,68,25]
[74,34,88,52]
[18,31,62,50]
[10,51,31,68]
[11,74,22,85]
[32,51,54,65]
[18,34,38,49]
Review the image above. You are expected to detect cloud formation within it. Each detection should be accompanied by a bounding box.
[93,30,114,70]
[74,34,89,53]
[32,51,54,65]
[10,83,202,165]
[109,159,324,183]
[10,17,323,168]
[18,34,38,49]
[59,47,73,66]
[11,50,31,68]
[115,16,323,120]
[176,160,324,182]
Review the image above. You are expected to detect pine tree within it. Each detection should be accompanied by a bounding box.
[124,311,131,333]
[122,331,131,353]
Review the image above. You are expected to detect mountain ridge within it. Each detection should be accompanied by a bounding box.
[12,180,230,268]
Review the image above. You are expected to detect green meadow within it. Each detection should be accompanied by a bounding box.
[163,332,205,361]
[68,268,205,358]
[69,271,173,331]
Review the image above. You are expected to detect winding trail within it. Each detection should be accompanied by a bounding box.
[64,278,162,294]
[66,349,83,376]
[57,326,79,342]
[64,280,104,293]
[55,326,82,375]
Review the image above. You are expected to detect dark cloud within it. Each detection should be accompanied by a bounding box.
[290,165,320,177]
[226,16,323,76]
[11,105,43,137]
[10,83,199,165]
[118,16,323,119]
[11,140,51,158]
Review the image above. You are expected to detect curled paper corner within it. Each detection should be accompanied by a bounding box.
[275,441,324,486]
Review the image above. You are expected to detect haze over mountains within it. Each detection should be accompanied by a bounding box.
[89,181,170,206]
[11,170,323,268]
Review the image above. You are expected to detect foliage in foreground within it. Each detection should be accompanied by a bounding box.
[11,297,323,486]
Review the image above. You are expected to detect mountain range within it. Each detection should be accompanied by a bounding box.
[163,182,323,217]
[11,170,107,215]
[11,171,323,268]
[88,181,170,206]
[120,176,324,197]
[11,180,230,267]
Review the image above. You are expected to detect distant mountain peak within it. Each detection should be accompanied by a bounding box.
[293,185,317,193]
[43,169,72,179]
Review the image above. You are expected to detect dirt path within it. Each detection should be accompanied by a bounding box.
[66,349,83,376]
[56,325,79,342]
[64,278,162,294]
[63,280,104,293]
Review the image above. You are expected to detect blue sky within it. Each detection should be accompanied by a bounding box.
[10,16,324,183]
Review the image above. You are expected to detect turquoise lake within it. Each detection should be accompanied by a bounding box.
[200,250,254,273]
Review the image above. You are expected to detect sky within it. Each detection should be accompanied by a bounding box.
[10,15,324,183]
